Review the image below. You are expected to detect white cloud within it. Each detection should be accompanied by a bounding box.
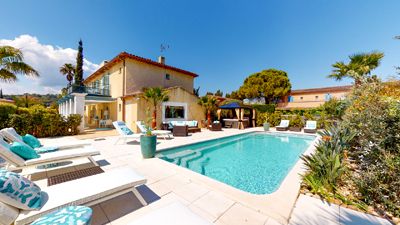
[0,35,99,94]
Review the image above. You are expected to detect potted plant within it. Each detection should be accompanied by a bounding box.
[289,114,304,132]
[263,121,270,131]
[140,110,157,158]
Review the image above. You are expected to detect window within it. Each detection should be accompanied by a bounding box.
[162,102,187,121]
[165,74,171,80]
[119,67,122,74]
[325,93,332,101]
[300,97,303,100]
[288,96,294,102]
[165,106,184,119]
[118,104,122,112]
[315,96,319,99]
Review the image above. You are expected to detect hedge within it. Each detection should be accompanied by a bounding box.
[252,104,275,113]
[0,103,82,138]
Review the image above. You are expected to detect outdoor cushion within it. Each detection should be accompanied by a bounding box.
[30,206,92,225]
[187,121,196,127]
[35,146,58,154]
[23,147,99,166]
[121,127,134,135]
[0,201,19,225]
[0,139,26,167]
[0,169,42,210]
[10,142,40,160]
[22,134,41,149]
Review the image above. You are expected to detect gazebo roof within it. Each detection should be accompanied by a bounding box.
[219,102,252,109]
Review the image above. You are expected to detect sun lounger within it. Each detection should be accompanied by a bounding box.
[304,120,317,133]
[135,121,172,140]
[275,120,289,131]
[128,202,212,225]
[0,128,91,150]
[13,168,147,225]
[113,121,142,144]
[0,138,99,172]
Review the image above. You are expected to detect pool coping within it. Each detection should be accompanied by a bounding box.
[152,129,320,224]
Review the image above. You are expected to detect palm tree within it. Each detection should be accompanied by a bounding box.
[59,63,75,85]
[198,96,218,128]
[143,87,169,128]
[328,52,384,85]
[0,46,39,82]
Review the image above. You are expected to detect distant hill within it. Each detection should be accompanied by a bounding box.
[3,93,59,107]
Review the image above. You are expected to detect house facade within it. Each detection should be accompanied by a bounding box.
[59,52,204,132]
[277,85,352,109]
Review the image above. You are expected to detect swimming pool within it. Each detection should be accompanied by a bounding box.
[157,132,315,194]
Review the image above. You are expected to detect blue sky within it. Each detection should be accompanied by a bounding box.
[0,0,399,95]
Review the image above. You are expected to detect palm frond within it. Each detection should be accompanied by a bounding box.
[0,69,17,82]
[5,61,39,77]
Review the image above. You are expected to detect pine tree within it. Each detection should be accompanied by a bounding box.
[75,39,84,86]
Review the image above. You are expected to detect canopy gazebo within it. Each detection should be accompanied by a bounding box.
[217,102,256,129]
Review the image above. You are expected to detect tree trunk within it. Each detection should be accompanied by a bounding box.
[152,109,157,129]
[207,110,211,129]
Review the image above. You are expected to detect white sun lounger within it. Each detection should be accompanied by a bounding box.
[113,121,142,145]
[135,121,172,140]
[128,202,212,225]
[0,138,100,172]
[304,120,317,133]
[0,128,91,150]
[14,168,147,225]
[276,120,289,131]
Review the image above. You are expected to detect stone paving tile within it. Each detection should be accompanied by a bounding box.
[264,218,284,225]
[289,195,339,225]
[173,181,210,202]
[192,191,235,221]
[339,206,392,225]
[216,203,269,225]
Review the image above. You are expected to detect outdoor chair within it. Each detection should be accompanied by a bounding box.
[112,121,142,145]
[0,138,100,174]
[276,120,290,131]
[0,128,91,151]
[135,121,172,140]
[128,202,213,225]
[304,120,317,133]
[8,168,147,225]
[210,122,222,131]
[173,125,189,137]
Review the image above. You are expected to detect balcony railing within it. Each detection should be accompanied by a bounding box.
[67,84,110,96]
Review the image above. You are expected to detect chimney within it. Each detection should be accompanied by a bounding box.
[158,56,165,64]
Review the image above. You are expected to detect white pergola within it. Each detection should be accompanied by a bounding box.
[58,93,87,132]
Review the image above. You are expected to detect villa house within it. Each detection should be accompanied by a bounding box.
[59,52,204,132]
[277,85,352,109]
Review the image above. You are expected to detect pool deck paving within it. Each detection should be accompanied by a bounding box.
[11,127,393,225]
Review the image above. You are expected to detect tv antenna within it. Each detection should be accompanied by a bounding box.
[160,44,169,55]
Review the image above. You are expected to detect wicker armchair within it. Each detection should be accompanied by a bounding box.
[173,125,189,137]
[210,123,222,131]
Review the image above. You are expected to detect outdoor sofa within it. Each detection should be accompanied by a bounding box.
[173,125,189,137]
[164,120,201,133]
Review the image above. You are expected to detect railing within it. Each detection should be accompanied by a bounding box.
[67,84,110,96]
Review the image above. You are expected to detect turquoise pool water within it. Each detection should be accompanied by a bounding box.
[157,132,315,194]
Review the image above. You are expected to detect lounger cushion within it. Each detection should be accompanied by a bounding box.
[22,134,41,149]
[0,169,42,210]
[24,147,99,166]
[35,146,58,154]
[0,201,19,225]
[10,142,40,160]
[30,206,92,225]
[0,139,25,167]
[128,202,212,225]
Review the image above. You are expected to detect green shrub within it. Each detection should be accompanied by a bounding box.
[0,104,82,138]
[268,111,283,127]
[0,103,17,128]
[290,114,304,127]
[256,112,269,126]
[252,104,275,113]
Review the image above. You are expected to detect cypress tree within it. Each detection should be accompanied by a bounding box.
[0,89,3,98]
[75,39,84,86]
